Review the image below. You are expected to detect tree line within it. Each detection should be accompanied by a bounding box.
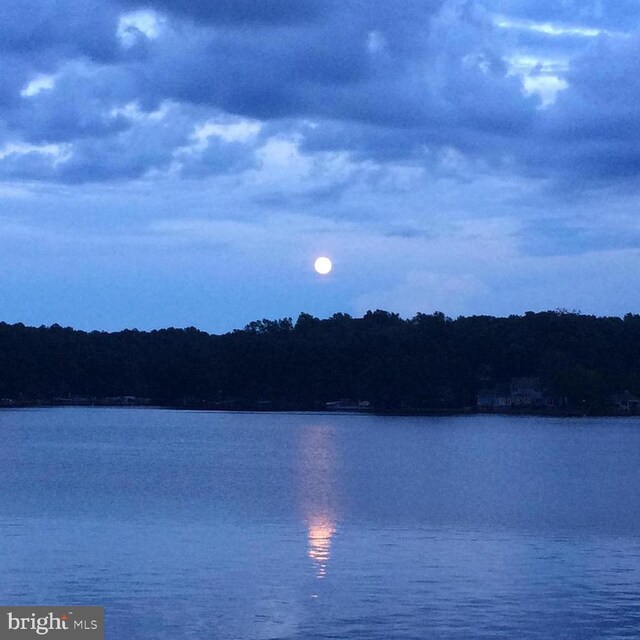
[0,309,639,413]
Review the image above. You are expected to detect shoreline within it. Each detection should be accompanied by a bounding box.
[0,399,637,418]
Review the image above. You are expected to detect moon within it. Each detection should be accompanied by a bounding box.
[314,256,333,275]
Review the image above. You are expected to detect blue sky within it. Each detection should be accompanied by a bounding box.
[1,0,639,332]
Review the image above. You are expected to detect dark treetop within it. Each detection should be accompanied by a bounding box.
[1,310,639,414]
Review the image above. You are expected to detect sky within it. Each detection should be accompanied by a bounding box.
[1,0,640,333]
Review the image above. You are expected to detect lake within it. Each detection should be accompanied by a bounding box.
[1,408,640,639]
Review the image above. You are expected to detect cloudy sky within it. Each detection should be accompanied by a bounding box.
[1,0,639,332]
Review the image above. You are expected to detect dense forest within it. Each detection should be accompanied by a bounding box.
[1,310,640,415]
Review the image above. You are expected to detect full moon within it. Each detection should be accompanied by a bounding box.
[314,256,333,275]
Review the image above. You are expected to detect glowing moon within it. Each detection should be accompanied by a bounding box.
[314,256,333,275]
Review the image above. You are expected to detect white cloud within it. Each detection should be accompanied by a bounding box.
[494,16,610,38]
[110,101,171,122]
[523,75,568,107]
[0,142,70,163]
[506,55,569,76]
[193,119,262,145]
[20,74,56,98]
[117,10,165,48]
[505,55,569,107]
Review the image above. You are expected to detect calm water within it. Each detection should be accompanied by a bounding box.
[1,409,640,639]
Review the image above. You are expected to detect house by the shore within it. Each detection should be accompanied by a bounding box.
[477,377,565,411]
[607,391,640,415]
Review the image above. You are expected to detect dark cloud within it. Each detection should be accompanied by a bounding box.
[0,103,195,183]
[114,0,331,25]
[128,0,535,148]
[0,0,639,187]
[518,34,640,186]
[497,25,596,59]
[519,216,640,256]
[177,136,258,178]
[7,70,133,144]
[0,0,532,182]
[0,150,60,181]
[0,0,120,60]
[0,54,34,107]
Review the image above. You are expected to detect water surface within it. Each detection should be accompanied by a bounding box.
[1,409,639,639]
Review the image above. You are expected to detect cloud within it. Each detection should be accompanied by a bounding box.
[517,32,640,187]
[486,0,640,30]
[0,0,638,189]
[0,0,121,60]
[115,0,329,25]
[0,0,541,182]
